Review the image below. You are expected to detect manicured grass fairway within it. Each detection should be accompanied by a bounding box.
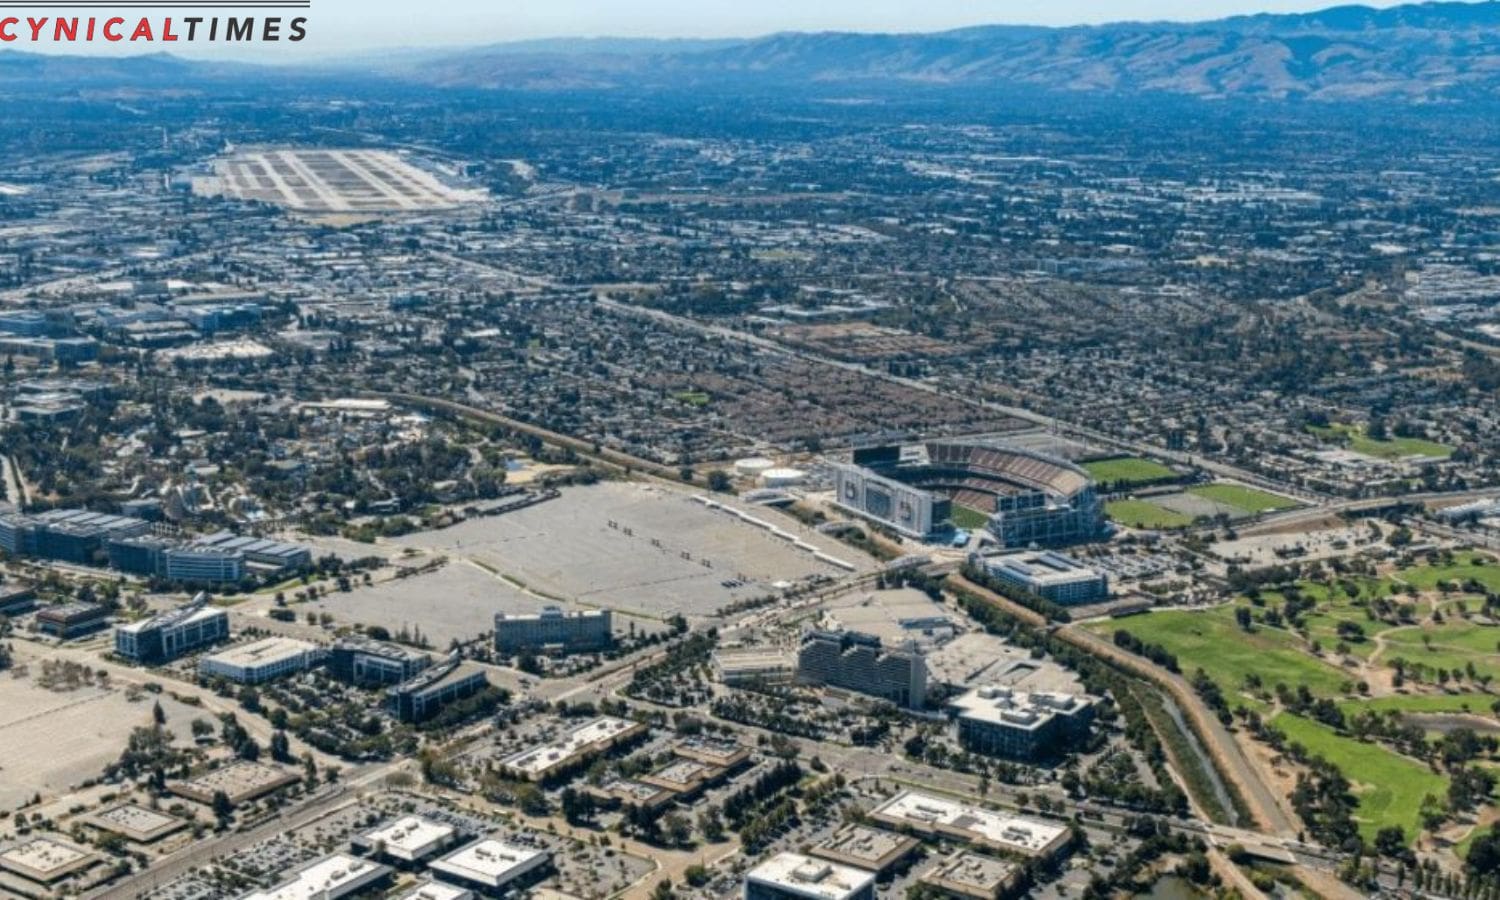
[1106,498,1193,529]
[1398,554,1500,593]
[1083,456,1178,487]
[1272,712,1447,842]
[1337,693,1498,718]
[1095,606,1351,701]
[1309,424,1453,460]
[1187,483,1299,514]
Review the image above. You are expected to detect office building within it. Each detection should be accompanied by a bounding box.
[356,815,458,866]
[918,852,1023,900]
[0,508,150,565]
[797,628,927,709]
[106,536,173,577]
[190,531,312,571]
[328,636,430,686]
[982,551,1109,606]
[744,853,876,900]
[810,826,919,875]
[113,600,229,664]
[35,602,109,639]
[429,838,550,895]
[199,637,319,684]
[494,606,612,655]
[499,716,647,782]
[164,546,246,584]
[238,854,391,900]
[712,648,796,686]
[868,791,1071,861]
[0,584,37,617]
[949,684,1096,761]
[395,882,475,900]
[388,658,488,724]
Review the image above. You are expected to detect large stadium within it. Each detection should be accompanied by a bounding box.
[832,442,1107,548]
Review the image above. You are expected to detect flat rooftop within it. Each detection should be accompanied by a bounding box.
[239,853,391,900]
[361,815,455,860]
[429,838,547,888]
[499,716,642,777]
[746,852,875,900]
[394,882,474,900]
[811,825,917,870]
[870,791,1068,858]
[0,837,95,883]
[171,761,299,804]
[921,852,1021,896]
[83,804,187,842]
[949,684,1095,731]
[203,636,316,668]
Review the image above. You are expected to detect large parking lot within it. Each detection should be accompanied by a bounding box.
[392,482,871,620]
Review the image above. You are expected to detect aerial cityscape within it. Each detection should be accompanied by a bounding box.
[1,2,1500,899]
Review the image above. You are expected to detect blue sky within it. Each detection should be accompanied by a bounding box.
[13,0,1426,58]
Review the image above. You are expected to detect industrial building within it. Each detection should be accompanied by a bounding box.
[981,551,1108,606]
[493,606,612,655]
[949,684,1097,761]
[35,602,110,639]
[238,853,392,900]
[797,628,927,709]
[113,599,229,664]
[428,838,550,895]
[868,791,1071,861]
[744,853,876,900]
[499,716,647,782]
[832,443,1106,548]
[199,637,320,684]
[328,636,431,686]
[388,658,489,723]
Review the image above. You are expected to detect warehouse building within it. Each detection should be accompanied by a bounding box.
[494,606,612,655]
[745,853,875,900]
[199,637,320,684]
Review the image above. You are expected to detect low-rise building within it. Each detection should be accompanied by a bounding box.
[168,761,301,806]
[164,545,246,585]
[672,736,751,770]
[0,583,37,617]
[81,805,188,844]
[868,791,1070,861]
[394,881,475,900]
[810,825,919,875]
[357,815,458,866]
[745,853,876,900]
[713,648,796,686]
[639,758,727,798]
[199,637,319,684]
[499,716,647,782]
[429,838,550,895]
[918,852,1022,900]
[238,853,391,900]
[0,837,98,887]
[35,602,109,639]
[191,531,312,571]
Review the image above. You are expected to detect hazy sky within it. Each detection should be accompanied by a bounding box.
[13,0,1431,59]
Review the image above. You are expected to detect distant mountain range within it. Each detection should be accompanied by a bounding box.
[7,1,1500,102]
[374,1,1500,100]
